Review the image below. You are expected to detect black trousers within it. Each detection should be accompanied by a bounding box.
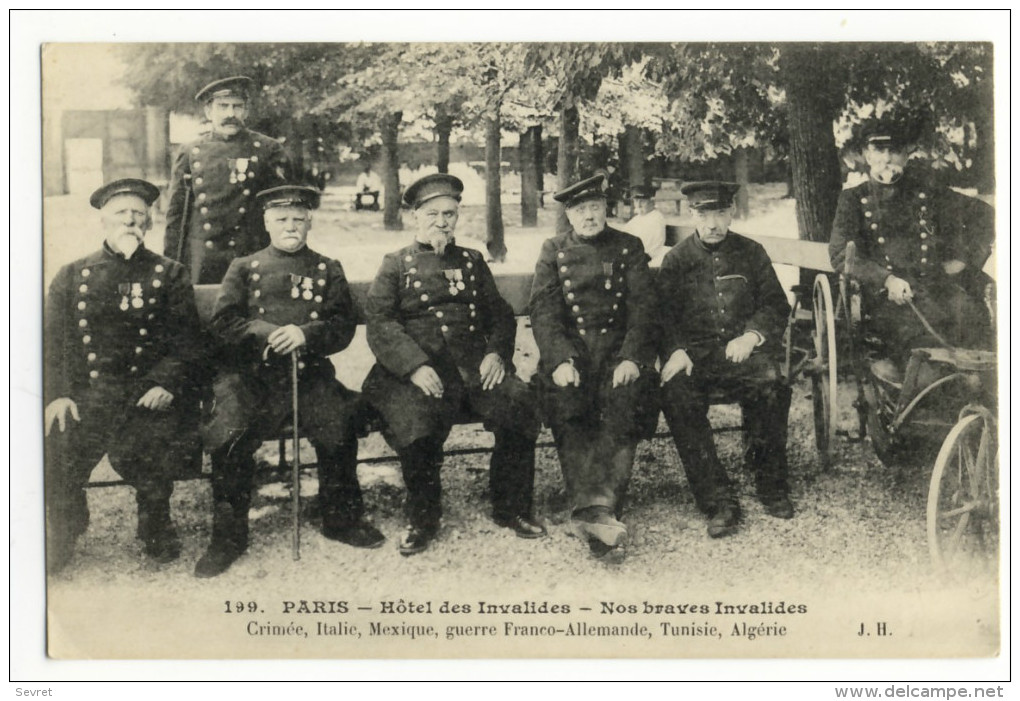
[398,427,536,530]
[44,382,197,549]
[661,349,791,514]
[205,370,365,529]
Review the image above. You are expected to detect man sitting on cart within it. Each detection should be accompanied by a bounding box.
[829,115,995,384]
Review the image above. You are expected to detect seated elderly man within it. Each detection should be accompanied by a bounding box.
[829,116,995,383]
[195,185,383,578]
[362,173,546,556]
[44,179,203,572]
[529,173,660,561]
[657,181,792,538]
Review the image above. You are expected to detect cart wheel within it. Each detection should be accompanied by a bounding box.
[926,407,998,577]
[811,274,838,466]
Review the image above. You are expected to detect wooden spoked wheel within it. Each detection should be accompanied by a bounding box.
[926,406,998,577]
[811,274,838,467]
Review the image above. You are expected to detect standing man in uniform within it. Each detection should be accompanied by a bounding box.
[165,76,292,284]
[829,117,995,381]
[363,173,546,556]
[657,181,793,538]
[44,179,203,572]
[529,173,659,560]
[195,185,384,578]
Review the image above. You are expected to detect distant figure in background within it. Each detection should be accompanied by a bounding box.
[165,76,292,284]
[44,179,203,573]
[355,165,383,211]
[623,185,668,266]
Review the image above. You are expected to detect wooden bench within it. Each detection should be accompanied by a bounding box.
[87,235,834,487]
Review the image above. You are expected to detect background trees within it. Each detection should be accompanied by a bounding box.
[120,41,994,258]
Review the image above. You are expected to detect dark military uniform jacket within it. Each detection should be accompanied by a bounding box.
[210,245,357,376]
[529,226,658,374]
[164,128,291,284]
[829,168,994,294]
[658,232,790,359]
[44,244,202,409]
[366,240,516,383]
[203,245,360,450]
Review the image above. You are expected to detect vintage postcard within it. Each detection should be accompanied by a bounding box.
[14,10,1009,683]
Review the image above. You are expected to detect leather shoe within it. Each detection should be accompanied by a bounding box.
[762,495,795,520]
[398,525,437,556]
[571,507,628,547]
[707,503,740,539]
[493,514,548,539]
[194,544,243,578]
[323,521,386,549]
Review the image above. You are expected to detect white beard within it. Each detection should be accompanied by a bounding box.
[114,234,140,259]
[428,233,453,256]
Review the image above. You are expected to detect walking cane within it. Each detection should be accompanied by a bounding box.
[291,350,301,560]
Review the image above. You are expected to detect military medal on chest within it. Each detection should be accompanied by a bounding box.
[444,268,465,295]
[118,282,144,311]
[290,273,315,300]
[229,157,250,184]
[603,262,614,290]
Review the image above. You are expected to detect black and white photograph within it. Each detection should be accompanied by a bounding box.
[12,9,1010,686]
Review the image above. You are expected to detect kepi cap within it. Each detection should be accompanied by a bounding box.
[553,173,608,208]
[196,76,254,103]
[403,173,464,208]
[90,178,161,210]
[680,181,740,211]
[256,185,321,211]
[860,116,919,149]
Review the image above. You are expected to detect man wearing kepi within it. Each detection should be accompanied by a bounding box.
[529,173,659,560]
[829,116,994,381]
[657,181,792,538]
[195,185,383,578]
[165,76,292,284]
[44,179,203,572]
[363,173,546,556]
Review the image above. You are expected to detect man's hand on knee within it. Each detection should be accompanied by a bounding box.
[660,349,694,384]
[612,360,640,388]
[410,365,444,398]
[552,361,581,388]
[137,386,175,411]
[44,398,80,436]
[479,353,506,391]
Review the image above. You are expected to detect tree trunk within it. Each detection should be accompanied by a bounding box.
[623,124,644,192]
[382,111,403,231]
[520,127,539,228]
[485,113,506,262]
[733,147,750,219]
[556,100,580,234]
[781,45,845,286]
[435,112,453,175]
[534,124,544,203]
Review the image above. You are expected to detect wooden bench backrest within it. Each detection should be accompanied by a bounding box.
[194,234,833,324]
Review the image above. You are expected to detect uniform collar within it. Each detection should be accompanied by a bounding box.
[266,243,310,258]
[692,231,732,253]
[102,240,148,262]
[570,226,609,244]
[208,126,249,142]
[412,238,457,254]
